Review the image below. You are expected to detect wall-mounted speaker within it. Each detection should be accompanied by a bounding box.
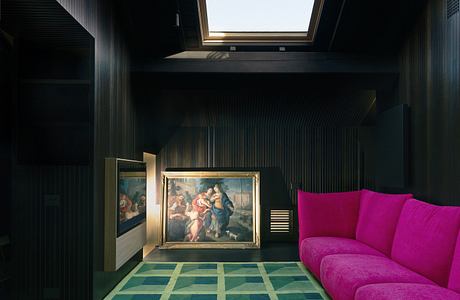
[376,104,409,190]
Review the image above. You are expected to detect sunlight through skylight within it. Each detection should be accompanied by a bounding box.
[205,0,315,32]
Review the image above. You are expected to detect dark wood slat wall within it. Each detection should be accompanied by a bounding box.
[56,0,142,298]
[212,127,361,195]
[56,0,96,37]
[158,126,361,241]
[3,2,94,299]
[398,0,460,205]
[5,0,140,299]
[11,80,94,299]
[153,89,368,240]
[2,0,92,48]
[12,166,91,299]
[0,32,12,239]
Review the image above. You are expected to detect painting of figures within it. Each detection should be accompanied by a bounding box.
[118,169,147,236]
[162,172,260,249]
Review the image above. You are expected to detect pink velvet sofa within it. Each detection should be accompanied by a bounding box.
[298,189,460,300]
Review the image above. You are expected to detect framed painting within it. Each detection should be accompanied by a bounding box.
[161,171,260,249]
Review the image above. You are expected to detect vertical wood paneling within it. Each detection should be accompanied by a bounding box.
[0,29,12,240]
[56,0,96,36]
[398,0,460,205]
[7,0,141,299]
[57,0,141,275]
[12,166,91,300]
[154,90,365,241]
[158,126,360,240]
[5,2,95,299]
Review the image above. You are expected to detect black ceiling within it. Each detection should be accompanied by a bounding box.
[116,0,428,61]
[1,0,93,49]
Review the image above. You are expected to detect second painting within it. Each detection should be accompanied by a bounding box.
[161,171,260,249]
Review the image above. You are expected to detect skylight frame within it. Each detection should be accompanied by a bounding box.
[197,0,325,45]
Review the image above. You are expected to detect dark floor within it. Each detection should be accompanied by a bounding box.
[144,242,299,262]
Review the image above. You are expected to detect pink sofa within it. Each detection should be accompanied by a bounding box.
[298,189,460,300]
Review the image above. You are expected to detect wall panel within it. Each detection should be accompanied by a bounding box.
[158,126,361,241]
[56,0,142,298]
[4,0,141,299]
[152,88,369,241]
[58,0,142,268]
[398,0,460,205]
[12,166,91,299]
[0,30,12,239]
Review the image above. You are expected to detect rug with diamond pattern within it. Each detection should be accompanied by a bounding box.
[104,262,330,300]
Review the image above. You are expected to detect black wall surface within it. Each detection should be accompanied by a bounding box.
[375,104,409,190]
[0,31,12,238]
[395,0,460,205]
[1,0,142,299]
[54,0,143,299]
[2,1,95,299]
[12,47,93,299]
[159,126,361,242]
[148,88,375,241]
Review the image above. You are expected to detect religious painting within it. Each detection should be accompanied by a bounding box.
[161,171,260,249]
[118,166,147,236]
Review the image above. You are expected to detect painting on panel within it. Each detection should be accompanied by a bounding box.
[117,162,147,236]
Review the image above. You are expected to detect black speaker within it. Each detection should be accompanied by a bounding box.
[376,104,409,189]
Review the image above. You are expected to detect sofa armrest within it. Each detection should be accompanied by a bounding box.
[297,190,361,245]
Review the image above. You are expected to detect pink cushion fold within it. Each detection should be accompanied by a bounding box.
[300,237,384,279]
[391,199,460,287]
[297,190,361,245]
[356,189,411,256]
[449,231,460,293]
[356,283,460,300]
[320,254,435,300]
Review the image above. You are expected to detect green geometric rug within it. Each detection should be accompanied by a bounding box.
[104,262,330,300]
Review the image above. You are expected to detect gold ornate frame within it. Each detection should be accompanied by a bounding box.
[161,171,260,249]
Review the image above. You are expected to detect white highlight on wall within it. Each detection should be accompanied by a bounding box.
[143,152,161,257]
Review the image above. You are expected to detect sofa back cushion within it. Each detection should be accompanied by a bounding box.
[297,190,361,244]
[448,231,460,293]
[356,189,412,256]
[391,199,460,287]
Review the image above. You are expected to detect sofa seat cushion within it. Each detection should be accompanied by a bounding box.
[300,237,385,279]
[355,283,460,300]
[320,254,435,300]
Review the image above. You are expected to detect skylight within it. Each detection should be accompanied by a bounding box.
[206,0,315,33]
[198,0,324,45]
